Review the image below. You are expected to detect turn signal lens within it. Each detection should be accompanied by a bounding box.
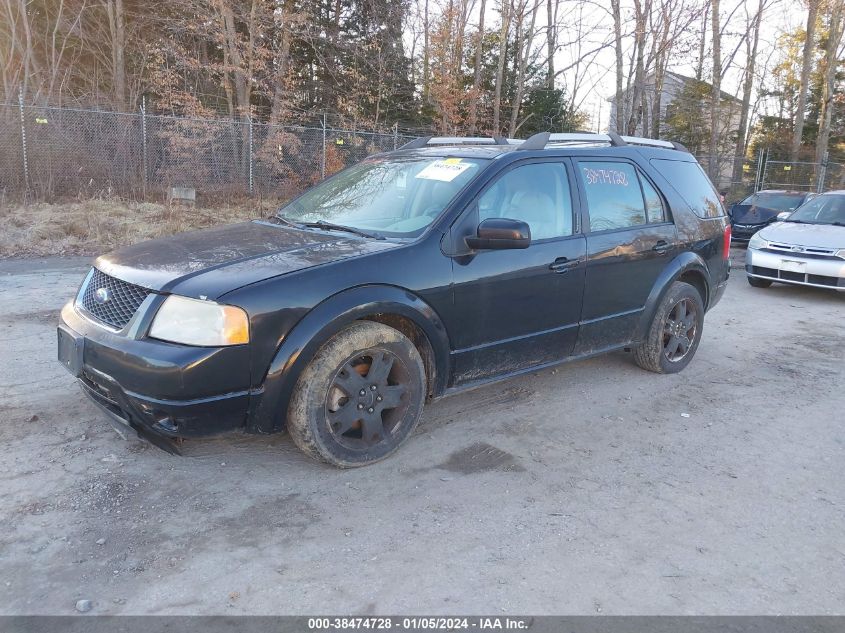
[722,224,731,260]
[149,295,249,346]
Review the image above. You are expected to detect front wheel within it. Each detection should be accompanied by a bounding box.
[286,321,426,467]
[633,281,705,374]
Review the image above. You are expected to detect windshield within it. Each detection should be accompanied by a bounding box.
[785,194,845,225]
[277,156,487,237]
[740,192,806,211]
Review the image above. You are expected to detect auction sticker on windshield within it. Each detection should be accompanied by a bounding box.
[415,158,472,182]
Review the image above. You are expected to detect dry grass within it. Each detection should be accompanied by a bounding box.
[0,198,281,257]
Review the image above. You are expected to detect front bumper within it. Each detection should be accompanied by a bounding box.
[746,248,845,290]
[731,222,768,243]
[58,302,254,451]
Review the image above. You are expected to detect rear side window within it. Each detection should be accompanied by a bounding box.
[651,159,724,218]
[641,176,666,223]
[578,161,646,230]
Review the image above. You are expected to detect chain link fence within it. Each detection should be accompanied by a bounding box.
[2,102,843,207]
[695,150,844,206]
[0,103,415,203]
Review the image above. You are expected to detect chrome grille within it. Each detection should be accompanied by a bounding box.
[79,268,150,329]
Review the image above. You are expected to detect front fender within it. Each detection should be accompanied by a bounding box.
[635,252,711,342]
[248,285,451,433]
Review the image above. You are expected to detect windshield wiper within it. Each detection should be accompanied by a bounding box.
[268,215,305,229]
[301,220,384,240]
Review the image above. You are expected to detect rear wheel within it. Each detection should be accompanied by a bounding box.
[747,275,772,288]
[633,281,704,374]
[286,321,426,467]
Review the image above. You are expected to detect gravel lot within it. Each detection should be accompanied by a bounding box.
[1,249,843,615]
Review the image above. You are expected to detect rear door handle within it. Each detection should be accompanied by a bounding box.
[549,257,579,273]
[652,240,670,255]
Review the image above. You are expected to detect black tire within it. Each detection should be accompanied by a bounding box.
[286,321,426,467]
[633,281,705,374]
[747,275,772,288]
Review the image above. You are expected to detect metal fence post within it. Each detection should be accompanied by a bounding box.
[140,95,148,197]
[248,116,254,195]
[321,113,327,180]
[18,86,30,194]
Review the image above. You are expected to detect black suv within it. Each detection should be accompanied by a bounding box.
[58,132,731,466]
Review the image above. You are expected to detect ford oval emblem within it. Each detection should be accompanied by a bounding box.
[95,287,111,303]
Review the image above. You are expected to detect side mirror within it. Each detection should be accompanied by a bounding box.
[776,211,791,222]
[465,218,531,250]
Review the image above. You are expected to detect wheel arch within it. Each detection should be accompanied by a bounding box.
[248,284,451,434]
[635,252,712,343]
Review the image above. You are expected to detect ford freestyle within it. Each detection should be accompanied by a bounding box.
[58,132,731,467]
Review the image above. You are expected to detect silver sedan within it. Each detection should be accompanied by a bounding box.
[745,191,845,291]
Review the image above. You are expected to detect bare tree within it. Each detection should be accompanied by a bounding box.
[791,0,820,161]
[708,0,721,179]
[814,0,845,177]
[731,0,767,188]
[492,0,512,133]
[467,0,487,133]
[611,0,624,132]
[509,0,541,136]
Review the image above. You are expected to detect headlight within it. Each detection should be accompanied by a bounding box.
[149,295,249,346]
[748,234,767,250]
[837,249,845,260]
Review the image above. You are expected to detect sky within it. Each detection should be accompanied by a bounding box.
[562,0,808,133]
[414,0,811,135]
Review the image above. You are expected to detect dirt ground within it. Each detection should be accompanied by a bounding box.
[1,249,843,615]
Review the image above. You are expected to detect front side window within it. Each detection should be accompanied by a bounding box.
[578,161,647,231]
[278,156,487,237]
[478,162,574,240]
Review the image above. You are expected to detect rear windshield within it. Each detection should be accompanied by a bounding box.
[740,192,806,211]
[650,159,724,218]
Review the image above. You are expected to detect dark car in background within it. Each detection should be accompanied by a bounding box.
[58,132,730,467]
[729,190,815,243]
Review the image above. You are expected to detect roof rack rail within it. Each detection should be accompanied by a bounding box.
[398,136,513,150]
[517,131,689,153]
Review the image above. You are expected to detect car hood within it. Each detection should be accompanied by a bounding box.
[94,220,400,299]
[731,204,781,225]
[758,221,845,249]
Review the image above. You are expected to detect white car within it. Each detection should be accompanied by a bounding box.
[745,191,845,291]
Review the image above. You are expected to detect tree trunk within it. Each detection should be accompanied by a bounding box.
[791,0,819,162]
[731,0,764,189]
[467,0,487,133]
[814,0,845,181]
[546,0,558,89]
[611,0,624,132]
[492,0,511,134]
[695,9,707,81]
[509,0,540,137]
[106,0,127,110]
[423,0,431,103]
[708,0,721,181]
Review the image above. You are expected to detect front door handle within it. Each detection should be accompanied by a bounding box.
[652,240,670,255]
[549,257,579,273]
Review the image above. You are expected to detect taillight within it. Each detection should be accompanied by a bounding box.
[722,224,731,259]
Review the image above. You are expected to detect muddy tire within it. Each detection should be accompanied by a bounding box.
[747,275,772,288]
[633,281,704,374]
[286,321,426,468]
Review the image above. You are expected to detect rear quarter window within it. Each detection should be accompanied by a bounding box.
[651,159,725,219]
